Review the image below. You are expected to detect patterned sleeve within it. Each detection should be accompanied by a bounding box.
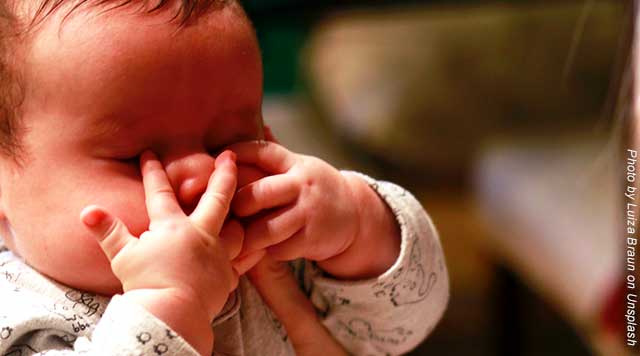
[0,282,199,356]
[302,172,450,355]
[79,295,200,355]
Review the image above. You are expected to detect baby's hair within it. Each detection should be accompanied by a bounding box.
[0,0,226,163]
[30,0,226,28]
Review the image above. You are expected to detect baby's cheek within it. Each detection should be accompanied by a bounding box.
[109,200,150,237]
[8,205,119,294]
[46,185,149,293]
[62,193,149,293]
[85,178,150,236]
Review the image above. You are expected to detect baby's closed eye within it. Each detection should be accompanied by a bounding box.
[114,155,141,166]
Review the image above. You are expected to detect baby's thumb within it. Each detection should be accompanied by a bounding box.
[81,205,136,261]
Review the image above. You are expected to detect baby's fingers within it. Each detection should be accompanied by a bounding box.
[238,164,268,189]
[232,174,300,217]
[81,205,137,261]
[190,151,238,236]
[241,205,305,255]
[219,219,244,260]
[232,249,266,275]
[140,151,183,221]
[226,141,296,175]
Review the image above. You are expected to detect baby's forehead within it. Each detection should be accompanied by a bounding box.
[19,0,264,157]
[21,0,252,64]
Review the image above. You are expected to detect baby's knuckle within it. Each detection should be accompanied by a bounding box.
[151,187,175,198]
[303,155,325,170]
[197,232,216,250]
[255,182,272,200]
[176,223,194,238]
[156,219,181,232]
[147,194,175,209]
[204,191,230,210]
[265,261,291,282]
[293,172,313,192]
[299,203,314,222]
[101,219,121,240]
[109,244,133,278]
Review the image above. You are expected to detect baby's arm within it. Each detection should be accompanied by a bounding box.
[314,172,401,279]
[247,254,349,356]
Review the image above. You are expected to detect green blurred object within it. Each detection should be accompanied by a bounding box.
[243,3,311,94]
[243,0,545,94]
[242,0,296,10]
[255,23,308,94]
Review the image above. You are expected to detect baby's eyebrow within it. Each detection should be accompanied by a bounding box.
[88,116,123,139]
[83,114,150,151]
[86,114,135,142]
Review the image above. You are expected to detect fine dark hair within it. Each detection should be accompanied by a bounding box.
[0,0,226,162]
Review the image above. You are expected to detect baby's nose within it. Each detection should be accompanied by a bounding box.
[162,151,216,213]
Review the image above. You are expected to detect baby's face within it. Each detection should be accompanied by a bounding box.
[0,3,263,295]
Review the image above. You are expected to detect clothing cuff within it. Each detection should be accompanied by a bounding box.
[85,294,199,356]
[305,171,447,311]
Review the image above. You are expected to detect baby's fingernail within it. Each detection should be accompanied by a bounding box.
[140,150,158,164]
[220,150,236,163]
[81,207,106,228]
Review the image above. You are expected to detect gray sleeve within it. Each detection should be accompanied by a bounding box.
[303,172,450,355]
[0,287,199,356]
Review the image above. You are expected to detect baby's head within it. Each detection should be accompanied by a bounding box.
[0,0,263,295]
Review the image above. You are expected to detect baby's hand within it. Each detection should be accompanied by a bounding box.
[228,141,360,263]
[80,150,239,356]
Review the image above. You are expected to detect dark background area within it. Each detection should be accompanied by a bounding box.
[243,1,628,355]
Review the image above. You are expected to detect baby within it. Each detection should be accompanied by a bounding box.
[0,1,449,355]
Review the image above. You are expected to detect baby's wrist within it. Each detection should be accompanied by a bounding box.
[317,175,401,280]
[121,289,215,356]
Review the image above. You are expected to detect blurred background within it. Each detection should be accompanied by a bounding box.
[242,1,629,355]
